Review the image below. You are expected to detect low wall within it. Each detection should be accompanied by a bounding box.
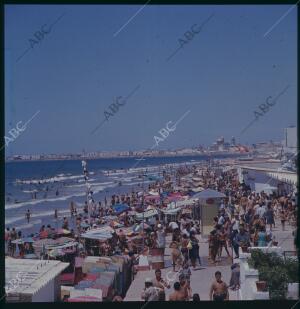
[239,247,298,300]
[239,258,269,300]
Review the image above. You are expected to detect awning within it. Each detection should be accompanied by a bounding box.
[135,209,158,220]
[49,248,65,257]
[81,226,114,240]
[11,237,35,244]
[162,208,181,215]
[190,187,204,192]
[255,183,277,194]
[192,189,226,199]
[175,199,196,207]
[46,241,78,250]
[148,191,160,196]
[144,195,160,201]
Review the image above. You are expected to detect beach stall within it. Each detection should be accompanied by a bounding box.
[33,237,78,259]
[81,226,114,256]
[192,189,226,235]
[162,202,182,224]
[74,255,130,300]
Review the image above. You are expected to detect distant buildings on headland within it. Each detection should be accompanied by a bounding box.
[6,127,297,162]
[5,141,279,162]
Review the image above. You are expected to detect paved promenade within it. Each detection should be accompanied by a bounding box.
[125,218,296,301]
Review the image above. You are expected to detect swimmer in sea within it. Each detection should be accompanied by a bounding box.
[25,209,31,223]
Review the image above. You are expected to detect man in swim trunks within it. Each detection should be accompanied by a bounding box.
[209,271,229,301]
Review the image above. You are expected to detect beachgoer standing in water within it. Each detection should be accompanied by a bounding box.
[25,209,31,223]
[70,201,75,217]
[54,209,58,219]
[62,217,69,230]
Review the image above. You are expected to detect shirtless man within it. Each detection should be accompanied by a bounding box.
[152,269,170,300]
[179,274,192,300]
[169,281,188,301]
[209,271,229,301]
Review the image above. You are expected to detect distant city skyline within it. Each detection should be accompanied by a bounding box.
[6,134,286,157]
[5,5,297,156]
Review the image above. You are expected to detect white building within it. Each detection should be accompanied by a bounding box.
[5,258,69,302]
[284,126,297,153]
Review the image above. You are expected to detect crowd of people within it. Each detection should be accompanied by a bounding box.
[5,162,297,301]
[140,268,230,301]
[137,166,297,302]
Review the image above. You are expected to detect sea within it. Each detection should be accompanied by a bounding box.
[5,153,242,236]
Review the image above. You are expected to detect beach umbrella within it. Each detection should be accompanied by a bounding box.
[22,237,35,243]
[56,228,71,235]
[112,203,129,214]
[56,237,75,244]
[144,195,160,201]
[63,248,76,254]
[132,223,150,233]
[33,238,56,249]
[11,239,23,245]
[49,248,65,257]
[39,230,49,239]
[109,221,123,228]
[166,195,183,202]
[23,253,38,259]
[103,215,118,221]
[148,191,160,196]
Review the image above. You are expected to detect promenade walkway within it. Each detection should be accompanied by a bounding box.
[125,218,296,301]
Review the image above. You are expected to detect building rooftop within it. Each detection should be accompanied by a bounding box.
[5,258,69,296]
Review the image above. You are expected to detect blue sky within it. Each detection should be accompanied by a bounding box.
[5,5,297,155]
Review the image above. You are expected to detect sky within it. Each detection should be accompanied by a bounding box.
[4,4,297,155]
